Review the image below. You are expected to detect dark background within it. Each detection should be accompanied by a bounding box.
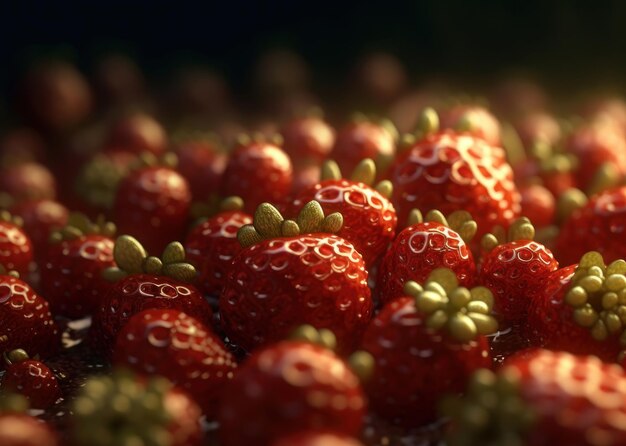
[1,0,626,98]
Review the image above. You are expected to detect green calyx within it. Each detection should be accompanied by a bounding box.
[235,132,283,147]
[288,324,374,383]
[3,348,29,366]
[72,369,173,446]
[0,392,29,414]
[399,107,440,153]
[130,152,178,171]
[440,368,535,446]
[50,213,116,244]
[103,235,196,283]
[0,264,19,278]
[237,201,343,248]
[190,195,244,221]
[0,210,23,228]
[481,217,536,252]
[404,268,498,342]
[75,154,132,209]
[564,252,626,356]
[408,209,478,244]
[320,158,393,199]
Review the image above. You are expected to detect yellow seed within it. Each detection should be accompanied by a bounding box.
[448,313,478,342]
[403,280,423,297]
[606,275,626,292]
[573,306,599,327]
[565,286,588,307]
[602,292,619,310]
[468,313,498,335]
[467,300,489,314]
[578,275,603,293]
[417,290,446,313]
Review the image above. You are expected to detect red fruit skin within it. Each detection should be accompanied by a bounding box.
[528,265,622,362]
[90,274,213,358]
[505,349,626,446]
[361,297,492,427]
[164,387,204,446]
[113,309,237,416]
[291,179,397,266]
[105,113,167,155]
[220,235,373,353]
[0,221,34,277]
[218,341,366,446]
[555,186,626,266]
[39,234,115,318]
[272,432,364,446]
[184,210,252,296]
[513,111,562,151]
[2,359,61,409]
[280,116,335,163]
[175,141,227,202]
[221,141,293,215]
[11,199,69,259]
[0,413,59,446]
[0,162,56,203]
[439,104,501,146]
[565,120,626,191]
[113,166,191,254]
[292,163,322,196]
[332,121,396,177]
[0,276,59,363]
[390,131,521,238]
[519,184,555,229]
[377,222,476,304]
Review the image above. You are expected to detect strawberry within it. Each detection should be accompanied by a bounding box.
[104,112,167,155]
[479,217,558,359]
[361,269,496,427]
[439,103,501,146]
[185,196,252,296]
[389,109,520,237]
[555,186,626,265]
[564,118,626,191]
[513,111,562,151]
[528,251,626,363]
[10,199,68,261]
[174,137,227,202]
[377,209,477,304]
[113,308,237,416]
[220,135,293,214]
[0,412,59,446]
[39,214,116,318]
[219,201,373,353]
[90,235,212,357]
[1,349,61,409]
[442,350,626,445]
[292,162,322,195]
[272,432,365,446]
[217,339,367,446]
[280,111,335,164]
[112,153,191,254]
[331,116,396,176]
[519,183,555,229]
[291,159,397,266]
[71,369,203,446]
[0,268,59,364]
[0,212,34,277]
[0,162,56,203]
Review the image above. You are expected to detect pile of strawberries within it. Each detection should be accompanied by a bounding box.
[3,54,626,446]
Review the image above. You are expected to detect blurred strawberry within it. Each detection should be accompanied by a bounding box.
[1,349,61,409]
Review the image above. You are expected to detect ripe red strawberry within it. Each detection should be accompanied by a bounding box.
[90,235,213,357]
[439,103,501,146]
[0,212,34,277]
[513,111,562,151]
[0,270,59,363]
[104,112,167,155]
[218,340,366,446]
[362,269,495,427]
[272,432,365,446]
[174,137,227,202]
[528,252,626,363]
[0,162,56,203]
[442,350,626,445]
[565,118,626,191]
[479,218,558,359]
[377,209,477,304]
[331,116,396,176]
[1,349,61,409]
[221,135,293,214]
[219,202,373,353]
[519,183,555,229]
[389,110,520,237]
[10,199,68,259]
[113,308,237,416]
[291,159,397,266]
[112,153,191,254]
[280,112,335,164]
[0,412,59,446]
[555,186,626,265]
[185,197,252,296]
[72,369,203,446]
[39,214,116,318]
